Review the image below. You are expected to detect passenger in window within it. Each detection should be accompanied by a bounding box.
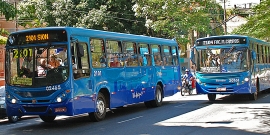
[37,59,48,77]
[72,58,77,70]
[138,56,147,66]
[110,57,121,67]
[154,55,162,65]
[163,57,168,65]
[99,55,106,67]
[49,54,60,68]
[126,56,133,66]
[146,55,152,66]
[21,56,34,77]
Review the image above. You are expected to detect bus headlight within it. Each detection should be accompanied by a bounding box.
[6,92,17,104]
[53,92,68,103]
[54,90,70,103]
[244,78,249,82]
[56,97,61,102]
[11,99,17,103]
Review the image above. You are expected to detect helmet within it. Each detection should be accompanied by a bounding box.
[185,69,189,72]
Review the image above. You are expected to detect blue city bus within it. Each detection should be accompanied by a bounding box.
[190,35,270,101]
[5,27,181,122]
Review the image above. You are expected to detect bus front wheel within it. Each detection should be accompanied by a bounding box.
[208,94,216,101]
[89,93,106,122]
[39,115,56,122]
[250,79,259,100]
[8,116,19,123]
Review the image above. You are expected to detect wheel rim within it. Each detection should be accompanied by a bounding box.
[156,89,162,102]
[12,116,18,121]
[96,98,105,115]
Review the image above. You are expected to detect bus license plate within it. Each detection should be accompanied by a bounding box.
[216,87,226,91]
[0,105,4,108]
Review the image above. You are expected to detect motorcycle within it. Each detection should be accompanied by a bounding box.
[181,77,195,96]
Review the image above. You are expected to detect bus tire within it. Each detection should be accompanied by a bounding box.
[150,85,163,107]
[39,115,56,122]
[249,79,259,100]
[89,93,106,122]
[208,94,216,101]
[8,116,18,123]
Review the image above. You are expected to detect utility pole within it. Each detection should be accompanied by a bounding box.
[14,0,18,31]
[223,0,227,35]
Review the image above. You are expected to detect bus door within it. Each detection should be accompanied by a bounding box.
[124,42,142,104]
[172,46,181,93]
[138,44,154,102]
[71,36,93,114]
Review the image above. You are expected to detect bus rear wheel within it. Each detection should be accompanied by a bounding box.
[208,94,216,101]
[39,115,56,122]
[150,85,163,107]
[89,93,106,122]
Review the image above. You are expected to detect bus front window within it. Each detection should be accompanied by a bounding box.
[197,47,249,73]
[6,46,69,87]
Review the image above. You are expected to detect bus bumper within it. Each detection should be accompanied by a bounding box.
[196,82,253,95]
[6,99,74,117]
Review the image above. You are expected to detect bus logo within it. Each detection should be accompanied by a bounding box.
[216,79,226,82]
[32,99,37,104]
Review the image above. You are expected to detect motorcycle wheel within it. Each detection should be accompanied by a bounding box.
[181,88,185,96]
[189,88,193,95]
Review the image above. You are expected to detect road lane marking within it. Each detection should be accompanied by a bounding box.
[174,103,186,108]
[117,116,143,124]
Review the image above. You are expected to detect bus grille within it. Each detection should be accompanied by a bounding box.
[23,106,48,112]
[15,91,55,98]
[21,100,50,103]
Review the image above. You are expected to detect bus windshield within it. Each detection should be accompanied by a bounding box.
[196,47,250,73]
[6,45,69,87]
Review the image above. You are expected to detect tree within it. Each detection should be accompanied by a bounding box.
[232,0,270,41]
[0,0,16,21]
[133,0,224,56]
[16,0,147,34]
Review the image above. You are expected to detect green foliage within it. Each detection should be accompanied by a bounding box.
[0,35,7,45]
[0,0,17,21]
[133,0,224,47]
[232,0,270,41]
[0,28,9,37]
[17,0,147,35]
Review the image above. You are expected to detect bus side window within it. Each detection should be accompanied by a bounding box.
[123,42,138,67]
[107,40,124,67]
[138,43,149,66]
[152,45,162,66]
[91,39,106,68]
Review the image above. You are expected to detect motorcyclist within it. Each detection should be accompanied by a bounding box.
[182,69,194,88]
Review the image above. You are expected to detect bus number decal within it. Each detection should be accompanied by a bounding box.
[94,71,101,76]
[13,49,33,58]
[46,85,61,91]
[229,78,239,83]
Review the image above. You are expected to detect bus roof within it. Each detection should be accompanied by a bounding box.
[10,27,177,46]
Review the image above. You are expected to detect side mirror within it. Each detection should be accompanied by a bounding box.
[252,51,256,60]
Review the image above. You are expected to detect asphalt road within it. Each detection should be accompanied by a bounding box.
[1,90,270,135]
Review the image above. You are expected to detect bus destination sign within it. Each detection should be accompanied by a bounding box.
[7,30,68,46]
[196,37,247,46]
[25,33,49,42]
